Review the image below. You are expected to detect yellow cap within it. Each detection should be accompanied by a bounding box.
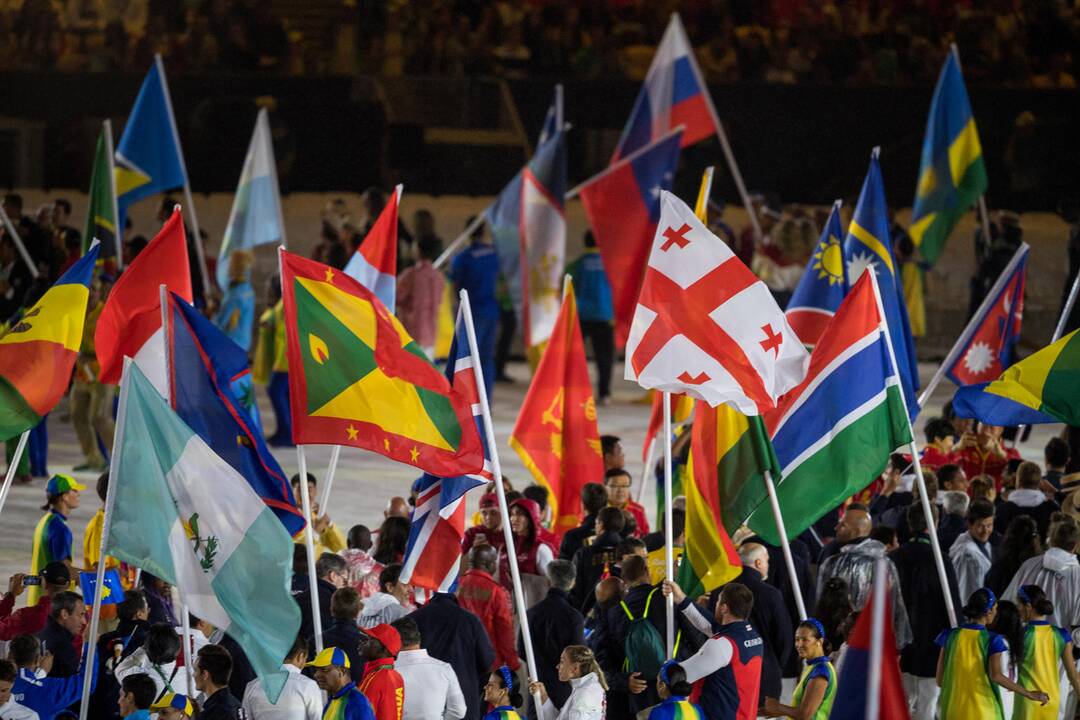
[306,647,350,669]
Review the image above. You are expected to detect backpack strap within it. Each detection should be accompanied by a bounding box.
[620,600,634,621]
[643,587,659,616]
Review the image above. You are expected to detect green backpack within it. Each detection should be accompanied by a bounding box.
[620,587,667,679]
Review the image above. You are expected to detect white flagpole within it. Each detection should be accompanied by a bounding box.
[762,469,808,620]
[155,54,210,295]
[180,603,196,696]
[296,446,324,651]
[0,204,40,280]
[459,288,543,709]
[0,430,30,521]
[916,243,1029,411]
[868,269,957,627]
[434,214,486,270]
[79,358,133,720]
[636,437,656,506]
[865,556,888,719]
[103,119,123,270]
[317,444,341,510]
[662,392,675,657]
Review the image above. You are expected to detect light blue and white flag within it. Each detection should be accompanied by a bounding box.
[217,108,285,290]
[106,361,298,700]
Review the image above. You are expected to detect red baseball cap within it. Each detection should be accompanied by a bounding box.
[361,624,402,657]
[479,493,499,509]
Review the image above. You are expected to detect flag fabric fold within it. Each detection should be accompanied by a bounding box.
[786,203,846,347]
[843,153,920,418]
[748,272,913,544]
[612,13,714,162]
[107,362,299,701]
[166,292,305,537]
[83,128,118,264]
[344,185,400,310]
[217,108,285,291]
[95,208,192,391]
[951,382,1057,426]
[625,190,809,414]
[580,129,682,348]
[909,51,988,266]
[510,283,603,535]
[0,244,100,440]
[279,250,484,476]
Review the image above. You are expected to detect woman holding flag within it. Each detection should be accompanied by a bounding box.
[763,619,836,719]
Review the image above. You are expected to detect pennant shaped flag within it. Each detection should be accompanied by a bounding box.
[0,243,99,440]
[625,190,809,414]
[344,184,400,310]
[510,283,603,536]
[786,202,846,347]
[79,569,125,606]
[946,245,1027,386]
[612,13,715,162]
[107,362,298,701]
[400,304,491,592]
[217,108,285,291]
[114,60,187,235]
[747,273,913,544]
[910,51,988,266]
[83,127,118,264]
[579,129,682,348]
[166,292,305,537]
[95,208,192,391]
[844,151,920,418]
[280,250,484,476]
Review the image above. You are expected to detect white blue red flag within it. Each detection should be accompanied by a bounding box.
[945,244,1027,386]
[612,13,715,162]
[400,309,491,592]
[344,184,401,310]
[785,201,846,347]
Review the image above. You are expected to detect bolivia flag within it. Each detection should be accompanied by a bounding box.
[0,243,99,440]
[344,185,400,311]
[980,328,1080,425]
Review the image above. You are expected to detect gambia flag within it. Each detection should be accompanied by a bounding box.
[83,125,118,264]
[676,400,775,597]
[280,250,484,476]
[0,244,99,440]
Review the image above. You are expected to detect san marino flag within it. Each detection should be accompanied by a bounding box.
[106,361,298,700]
[217,108,286,291]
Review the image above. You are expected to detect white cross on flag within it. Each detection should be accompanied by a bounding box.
[625,191,810,414]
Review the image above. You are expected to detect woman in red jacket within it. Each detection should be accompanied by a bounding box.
[499,498,558,591]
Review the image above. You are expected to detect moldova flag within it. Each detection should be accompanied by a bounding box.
[612,13,714,162]
[0,243,99,440]
[785,201,846,347]
[579,128,682,348]
[344,184,401,311]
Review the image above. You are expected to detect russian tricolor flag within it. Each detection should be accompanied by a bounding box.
[344,184,401,310]
[612,13,715,162]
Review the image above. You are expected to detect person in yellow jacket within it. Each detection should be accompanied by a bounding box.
[291,472,346,556]
[255,278,293,447]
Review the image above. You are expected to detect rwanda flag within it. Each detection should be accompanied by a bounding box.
[83,125,118,263]
[115,60,187,236]
[280,250,485,476]
[910,51,988,266]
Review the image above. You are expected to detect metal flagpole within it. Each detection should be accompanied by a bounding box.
[916,243,1029,411]
[296,446,324,651]
[103,119,123,270]
[180,603,196,697]
[0,204,40,280]
[155,54,210,295]
[79,358,133,720]
[865,557,888,719]
[317,444,341,510]
[662,392,676,657]
[434,214,486,270]
[459,288,544,710]
[868,269,957,626]
[0,430,30,519]
[762,469,808,620]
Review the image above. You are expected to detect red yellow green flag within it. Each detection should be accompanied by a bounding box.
[280,250,484,476]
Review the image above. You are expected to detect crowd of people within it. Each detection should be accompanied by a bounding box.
[3,0,1079,87]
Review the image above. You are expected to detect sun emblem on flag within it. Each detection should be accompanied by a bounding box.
[812,234,845,285]
[183,513,219,573]
[962,342,995,376]
[846,251,877,285]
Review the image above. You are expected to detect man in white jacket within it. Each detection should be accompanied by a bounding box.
[391,618,466,720]
[949,498,996,602]
[242,635,322,720]
[115,623,191,701]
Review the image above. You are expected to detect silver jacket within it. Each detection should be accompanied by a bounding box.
[817,538,913,648]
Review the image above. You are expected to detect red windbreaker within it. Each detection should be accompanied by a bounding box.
[358,658,404,720]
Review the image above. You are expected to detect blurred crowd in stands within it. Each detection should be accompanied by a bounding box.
[0,0,1077,87]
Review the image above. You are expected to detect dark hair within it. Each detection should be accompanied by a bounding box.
[816,577,854,650]
[96,471,109,503]
[316,552,347,580]
[417,235,441,261]
[584,230,597,249]
[989,516,1041,595]
[293,545,309,576]
[379,563,403,593]
[523,485,549,511]
[1016,461,1042,489]
[331,587,362,621]
[797,619,832,654]
[581,483,608,515]
[288,633,308,659]
[9,634,41,666]
[489,669,524,708]
[621,555,650,584]
[347,525,371,551]
[0,658,16,683]
[505,491,524,504]
[989,600,1023,674]
[1046,436,1070,468]
[597,506,626,534]
[196,644,233,686]
[666,508,686,540]
[1052,518,1080,552]
[967,498,995,524]
[660,662,692,696]
[118,590,147,622]
[600,435,621,457]
[1018,584,1055,616]
[604,468,632,484]
[121,673,157,709]
[887,454,907,474]
[962,588,997,620]
[906,503,938,535]
[374,516,411,565]
[718,582,754,619]
[289,472,317,487]
[924,417,955,444]
[616,537,646,558]
[392,617,421,648]
[870,524,899,545]
[938,464,964,489]
[145,623,181,665]
[54,198,72,215]
[49,591,83,619]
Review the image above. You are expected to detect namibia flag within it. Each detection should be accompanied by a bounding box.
[279,250,485,476]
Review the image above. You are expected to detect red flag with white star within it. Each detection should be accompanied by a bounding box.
[624,191,809,415]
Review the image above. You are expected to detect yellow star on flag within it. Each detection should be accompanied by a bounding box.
[384,438,391,451]
[410,446,419,462]
[324,267,334,283]
[346,424,359,440]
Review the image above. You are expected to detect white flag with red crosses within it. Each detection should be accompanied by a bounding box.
[625,191,810,414]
